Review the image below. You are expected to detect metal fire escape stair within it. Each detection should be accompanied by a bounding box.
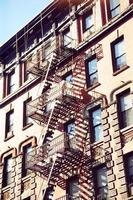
[26,33,100,199]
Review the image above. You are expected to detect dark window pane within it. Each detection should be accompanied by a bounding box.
[94,125,102,142]
[65,74,73,83]
[118,91,133,129]
[92,108,101,126]
[90,107,102,142]
[109,0,120,18]
[112,37,126,71]
[95,166,108,199]
[85,14,93,30]
[86,57,98,87]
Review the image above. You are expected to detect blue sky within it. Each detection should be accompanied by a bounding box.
[0,0,53,46]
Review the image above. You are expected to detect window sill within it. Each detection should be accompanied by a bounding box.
[22,123,33,131]
[2,185,11,192]
[22,174,31,182]
[91,140,103,148]
[113,65,129,76]
[87,82,101,91]
[120,125,133,134]
[4,132,14,142]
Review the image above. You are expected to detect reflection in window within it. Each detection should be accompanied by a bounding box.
[2,155,12,187]
[125,153,133,197]
[8,70,16,94]
[83,10,94,32]
[90,107,102,142]
[22,144,32,177]
[86,56,98,87]
[109,0,120,18]
[95,166,108,200]
[118,90,133,129]
[111,36,126,71]
[5,109,14,138]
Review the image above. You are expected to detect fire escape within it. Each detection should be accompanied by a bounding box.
[26,32,89,200]
[26,25,105,199]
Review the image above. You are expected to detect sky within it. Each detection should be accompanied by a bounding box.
[0,0,53,46]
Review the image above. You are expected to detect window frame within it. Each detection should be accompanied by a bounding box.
[62,27,71,48]
[93,164,108,200]
[64,119,75,139]
[7,69,15,95]
[23,97,32,128]
[117,89,133,129]
[125,152,133,197]
[89,105,102,143]
[111,36,126,72]
[109,0,120,19]
[2,155,12,187]
[85,55,98,88]
[22,144,32,177]
[5,109,14,139]
[63,71,73,83]
[66,176,79,199]
[82,10,94,33]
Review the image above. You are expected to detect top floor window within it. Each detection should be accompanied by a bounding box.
[111,36,126,72]
[83,10,94,32]
[62,27,72,47]
[7,69,16,95]
[2,155,12,187]
[117,90,133,129]
[109,0,120,18]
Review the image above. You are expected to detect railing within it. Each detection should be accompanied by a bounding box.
[27,80,74,118]
[47,80,73,102]
[128,183,133,198]
[55,194,80,200]
[97,193,109,200]
[27,133,78,169]
[26,35,76,75]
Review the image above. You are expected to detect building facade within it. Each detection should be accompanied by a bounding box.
[0,0,133,199]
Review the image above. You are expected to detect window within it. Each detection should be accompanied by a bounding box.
[22,144,32,177]
[125,153,133,196]
[63,71,73,83]
[5,110,14,139]
[66,176,79,199]
[2,155,12,187]
[83,10,94,32]
[23,97,32,128]
[65,120,75,139]
[94,166,108,200]
[23,197,31,200]
[117,90,133,129]
[86,56,98,87]
[42,43,52,60]
[109,0,120,18]
[62,27,71,47]
[90,106,102,142]
[111,36,126,72]
[43,186,54,199]
[7,69,15,94]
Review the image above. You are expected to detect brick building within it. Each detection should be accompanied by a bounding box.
[0,0,133,199]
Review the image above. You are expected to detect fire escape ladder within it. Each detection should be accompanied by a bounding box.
[40,99,57,145]
[42,155,57,200]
